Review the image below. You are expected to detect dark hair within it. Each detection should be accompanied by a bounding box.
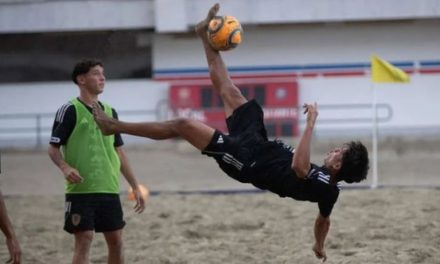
[71,59,103,84]
[337,141,369,183]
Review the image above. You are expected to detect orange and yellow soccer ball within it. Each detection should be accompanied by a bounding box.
[207,15,243,51]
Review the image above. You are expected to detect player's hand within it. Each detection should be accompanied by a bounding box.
[62,166,83,184]
[302,102,318,127]
[313,243,327,262]
[131,188,145,214]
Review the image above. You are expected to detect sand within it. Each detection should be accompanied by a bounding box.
[1,139,440,263]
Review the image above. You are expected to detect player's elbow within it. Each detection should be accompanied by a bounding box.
[292,164,308,179]
[47,144,58,157]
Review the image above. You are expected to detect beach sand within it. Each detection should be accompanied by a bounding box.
[1,139,439,263]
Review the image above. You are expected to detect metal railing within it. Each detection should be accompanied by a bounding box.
[308,103,392,124]
[0,99,169,149]
[0,102,391,149]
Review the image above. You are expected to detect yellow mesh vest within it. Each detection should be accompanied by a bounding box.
[63,98,121,193]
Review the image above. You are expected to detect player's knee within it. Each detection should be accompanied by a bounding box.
[104,231,123,249]
[106,237,123,249]
[74,231,94,249]
[173,118,197,132]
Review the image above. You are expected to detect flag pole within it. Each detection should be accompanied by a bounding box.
[371,83,379,189]
[370,55,410,189]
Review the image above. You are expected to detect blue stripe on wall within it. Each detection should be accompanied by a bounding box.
[155,62,369,75]
[154,60,439,76]
[421,61,440,67]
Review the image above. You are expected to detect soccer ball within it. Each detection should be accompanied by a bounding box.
[207,15,243,51]
[128,184,149,201]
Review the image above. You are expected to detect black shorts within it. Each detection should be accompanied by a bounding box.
[202,100,268,182]
[64,193,125,234]
[225,99,268,139]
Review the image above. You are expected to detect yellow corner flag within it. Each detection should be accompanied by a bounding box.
[371,55,410,83]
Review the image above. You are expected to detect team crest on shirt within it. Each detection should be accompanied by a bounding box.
[71,214,81,226]
[80,117,88,125]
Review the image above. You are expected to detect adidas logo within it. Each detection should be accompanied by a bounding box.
[217,135,224,144]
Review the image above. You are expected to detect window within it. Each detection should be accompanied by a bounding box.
[281,122,293,136]
[275,87,287,100]
[237,86,249,99]
[254,85,266,105]
[265,122,276,137]
[0,30,152,83]
[201,87,213,107]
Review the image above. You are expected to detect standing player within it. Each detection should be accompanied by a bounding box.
[48,59,145,264]
[93,4,369,262]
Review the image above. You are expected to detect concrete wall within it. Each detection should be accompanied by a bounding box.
[2,72,438,149]
[184,0,440,27]
[0,0,155,33]
[299,75,440,136]
[0,80,169,148]
[0,80,167,114]
[154,21,440,68]
[1,1,440,148]
[1,0,439,33]
[153,20,440,136]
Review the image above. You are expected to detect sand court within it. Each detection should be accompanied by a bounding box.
[1,140,440,263]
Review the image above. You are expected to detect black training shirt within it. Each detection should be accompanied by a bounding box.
[247,140,340,217]
[50,98,123,147]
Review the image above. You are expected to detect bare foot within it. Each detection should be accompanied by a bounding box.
[195,3,220,38]
[92,102,117,135]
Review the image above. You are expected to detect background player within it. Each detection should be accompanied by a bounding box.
[48,59,145,264]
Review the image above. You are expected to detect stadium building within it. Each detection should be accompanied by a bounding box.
[1,0,440,148]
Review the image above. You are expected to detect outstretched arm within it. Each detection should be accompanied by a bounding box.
[116,147,145,213]
[0,190,21,264]
[313,213,330,262]
[292,103,318,178]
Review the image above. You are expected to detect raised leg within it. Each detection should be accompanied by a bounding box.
[195,3,247,118]
[93,104,215,151]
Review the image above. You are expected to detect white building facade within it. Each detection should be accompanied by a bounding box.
[1,0,440,147]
